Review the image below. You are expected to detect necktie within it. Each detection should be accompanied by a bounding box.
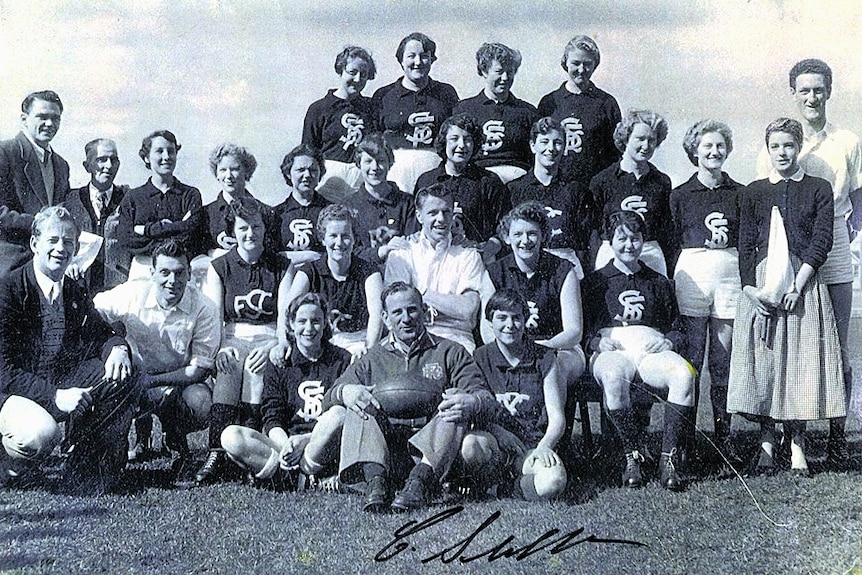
[95,190,108,219]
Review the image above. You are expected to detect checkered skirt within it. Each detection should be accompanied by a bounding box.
[727,256,846,420]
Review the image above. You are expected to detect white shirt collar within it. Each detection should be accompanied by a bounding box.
[33,265,63,302]
[144,281,193,313]
[22,131,50,163]
[768,167,805,184]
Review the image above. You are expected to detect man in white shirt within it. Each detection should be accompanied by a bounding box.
[385,183,486,353]
[757,59,862,468]
[94,238,221,486]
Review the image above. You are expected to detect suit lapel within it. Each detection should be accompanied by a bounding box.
[16,133,49,205]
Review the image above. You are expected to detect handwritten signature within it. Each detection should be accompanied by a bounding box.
[375,505,647,564]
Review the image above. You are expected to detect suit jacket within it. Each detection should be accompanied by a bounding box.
[0,262,126,420]
[0,132,71,274]
[66,184,127,290]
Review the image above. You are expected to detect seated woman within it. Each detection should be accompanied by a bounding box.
[195,197,292,484]
[507,117,592,271]
[271,144,331,265]
[283,203,384,357]
[728,118,844,477]
[482,201,585,385]
[198,143,271,259]
[303,46,378,203]
[117,130,203,280]
[342,133,416,264]
[453,42,539,184]
[372,32,458,195]
[414,113,511,263]
[220,293,352,489]
[474,289,568,501]
[582,210,694,491]
[590,109,674,276]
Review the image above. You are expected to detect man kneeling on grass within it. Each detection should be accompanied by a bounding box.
[474,289,568,500]
[0,206,139,494]
[329,281,498,512]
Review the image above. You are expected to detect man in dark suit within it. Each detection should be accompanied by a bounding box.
[67,138,127,290]
[0,206,140,494]
[0,90,71,276]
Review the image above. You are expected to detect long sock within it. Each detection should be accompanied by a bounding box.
[830,417,846,442]
[407,462,434,484]
[238,402,262,430]
[606,408,639,453]
[136,416,153,449]
[710,385,731,442]
[662,402,691,453]
[208,403,238,449]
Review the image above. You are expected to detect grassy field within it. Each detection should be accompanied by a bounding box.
[4,322,862,575]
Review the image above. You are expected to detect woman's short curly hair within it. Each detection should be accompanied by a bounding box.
[396,32,437,63]
[497,201,549,242]
[139,130,181,168]
[316,202,359,243]
[353,133,394,168]
[334,45,376,81]
[529,117,564,143]
[613,109,668,153]
[280,144,325,186]
[765,117,803,147]
[286,292,333,344]
[476,42,521,76]
[560,35,601,70]
[682,120,733,166]
[434,113,483,161]
[208,142,258,179]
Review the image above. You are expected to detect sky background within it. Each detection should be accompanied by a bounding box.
[1,0,861,206]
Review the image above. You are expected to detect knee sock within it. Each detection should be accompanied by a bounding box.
[662,403,691,454]
[607,408,639,453]
[238,402,261,430]
[710,385,731,442]
[135,416,153,449]
[830,417,846,442]
[208,403,238,449]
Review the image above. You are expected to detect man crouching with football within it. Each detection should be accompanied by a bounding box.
[326,281,498,512]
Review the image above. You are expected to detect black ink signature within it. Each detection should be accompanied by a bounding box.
[375,505,647,564]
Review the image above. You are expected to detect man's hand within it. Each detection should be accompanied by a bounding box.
[104,346,132,381]
[216,347,241,373]
[55,387,93,414]
[341,384,380,418]
[437,392,477,423]
[743,285,772,316]
[65,262,84,281]
[526,446,562,469]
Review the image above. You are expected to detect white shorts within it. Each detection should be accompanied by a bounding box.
[318,160,362,203]
[819,216,854,285]
[595,240,667,277]
[674,248,741,319]
[484,165,527,185]
[389,149,441,195]
[594,325,666,369]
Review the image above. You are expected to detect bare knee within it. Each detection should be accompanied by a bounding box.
[182,384,213,427]
[220,424,251,457]
[461,431,499,469]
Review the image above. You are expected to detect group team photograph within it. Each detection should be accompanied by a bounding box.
[2,2,862,574]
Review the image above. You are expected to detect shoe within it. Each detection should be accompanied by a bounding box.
[171,456,198,489]
[622,450,644,488]
[791,466,812,478]
[826,438,849,472]
[127,442,145,463]
[659,450,683,491]
[746,446,775,477]
[252,466,299,492]
[364,475,388,513]
[195,449,225,484]
[391,476,428,513]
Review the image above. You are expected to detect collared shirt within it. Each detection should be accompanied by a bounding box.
[485,251,573,341]
[302,90,378,163]
[199,191,272,253]
[508,170,591,251]
[767,166,805,184]
[453,91,539,169]
[88,183,112,220]
[739,174,834,288]
[271,191,330,253]
[537,82,622,187]
[32,265,63,304]
[670,171,742,252]
[757,122,862,216]
[326,330,494,423]
[414,163,511,242]
[373,77,459,150]
[342,183,415,263]
[93,278,220,374]
[261,341,351,436]
[581,260,683,350]
[385,231,485,351]
[23,130,55,204]
[473,339,556,445]
[117,177,203,256]
[590,161,674,253]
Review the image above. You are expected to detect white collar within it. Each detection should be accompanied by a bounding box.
[768,167,805,184]
[23,131,51,163]
[33,265,63,302]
